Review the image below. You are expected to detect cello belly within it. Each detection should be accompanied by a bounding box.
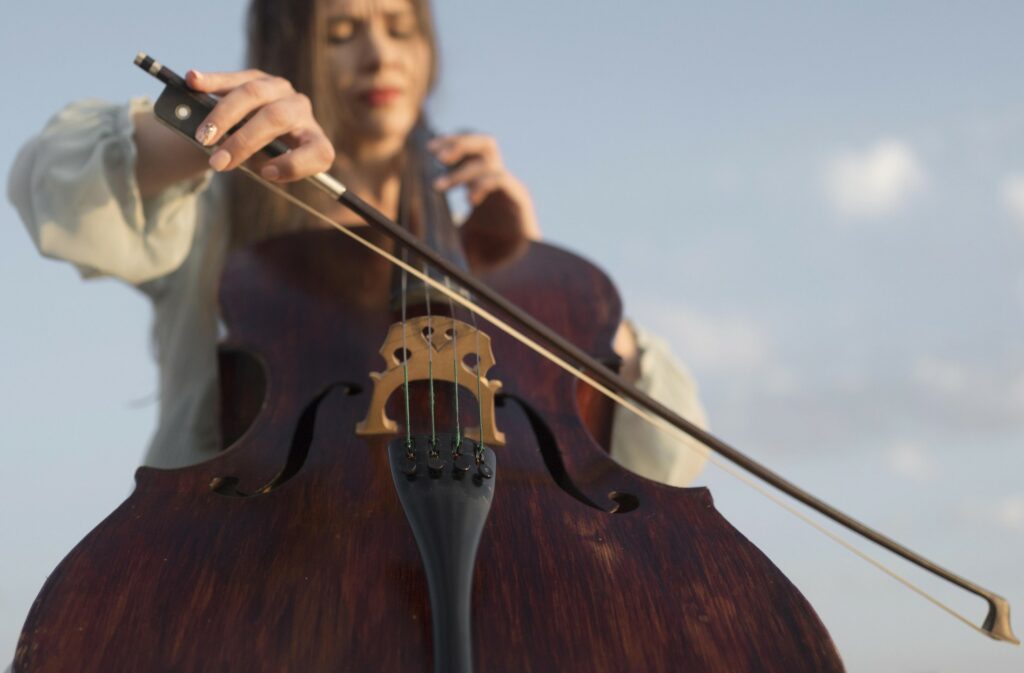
[14,235,842,672]
[13,387,842,673]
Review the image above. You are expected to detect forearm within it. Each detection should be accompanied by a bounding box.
[132,109,209,199]
[8,98,213,285]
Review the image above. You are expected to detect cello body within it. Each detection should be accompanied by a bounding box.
[14,229,843,673]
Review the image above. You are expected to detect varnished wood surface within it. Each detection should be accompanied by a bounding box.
[15,230,843,672]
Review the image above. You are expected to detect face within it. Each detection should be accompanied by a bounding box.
[326,0,433,151]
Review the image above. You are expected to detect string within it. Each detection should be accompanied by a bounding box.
[447,285,462,452]
[238,165,991,639]
[423,264,438,450]
[399,251,413,452]
[469,308,487,461]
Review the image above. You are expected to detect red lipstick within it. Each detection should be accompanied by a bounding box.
[361,88,401,106]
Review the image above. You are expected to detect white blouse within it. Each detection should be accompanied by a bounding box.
[7,97,710,487]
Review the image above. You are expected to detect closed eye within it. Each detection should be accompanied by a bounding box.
[327,17,358,44]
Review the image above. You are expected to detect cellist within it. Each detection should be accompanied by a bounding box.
[6,0,709,661]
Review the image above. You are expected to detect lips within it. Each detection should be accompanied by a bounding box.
[360,88,402,106]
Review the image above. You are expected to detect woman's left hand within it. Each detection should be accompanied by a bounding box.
[428,133,541,270]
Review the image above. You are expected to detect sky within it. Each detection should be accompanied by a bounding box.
[2,1,1024,671]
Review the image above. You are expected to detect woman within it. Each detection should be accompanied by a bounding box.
[8,0,707,484]
[4,2,716,669]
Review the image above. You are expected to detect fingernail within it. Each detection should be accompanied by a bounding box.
[427,138,441,149]
[195,122,217,146]
[190,69,203,81]
[209,149,231,171]
[261,165,280,181]
[433,177,446,190]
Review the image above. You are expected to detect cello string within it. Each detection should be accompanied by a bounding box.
[446,284,462,451]
[421,127,461,451]
[470,307,487,461]
[423,263,438,449]
[399,254,413,451]
[238,165,988,638]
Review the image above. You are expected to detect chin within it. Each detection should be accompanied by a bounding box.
[359,111,418,143]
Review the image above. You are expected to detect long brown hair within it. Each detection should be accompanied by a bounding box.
[228,0,440,247]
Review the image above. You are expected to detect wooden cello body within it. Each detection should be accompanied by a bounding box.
[14,224,843,672]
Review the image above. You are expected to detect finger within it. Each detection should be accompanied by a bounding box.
[465,171,505,206]
[194,77,297,147]
[465,174,542,240]
[433,157,488,191]
[256,129,336,182]
[430,134,501,168]
[432,134,499,165]
[209,95,311,172]
[186,69,268,96]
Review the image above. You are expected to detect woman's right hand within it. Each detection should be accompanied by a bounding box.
[185,69,335,182]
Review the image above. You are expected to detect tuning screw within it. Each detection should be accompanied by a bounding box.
[452,453,473,473]
[427,453,446,474]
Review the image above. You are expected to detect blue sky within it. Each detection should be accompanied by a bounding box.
[2,1,1023,670]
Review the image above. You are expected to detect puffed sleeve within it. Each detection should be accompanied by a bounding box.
[7,96,212,285]
[609,322,710,487]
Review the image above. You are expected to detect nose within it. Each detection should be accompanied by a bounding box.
[360,22,398,72]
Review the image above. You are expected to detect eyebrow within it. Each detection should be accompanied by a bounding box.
[327,9,415,21]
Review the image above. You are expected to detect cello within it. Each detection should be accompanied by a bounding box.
[12,55,1017,672]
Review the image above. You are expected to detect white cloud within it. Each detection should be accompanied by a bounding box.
[912,356,970,396]
[634,304,803,415]
[911,355,1024,429]
[958,493,1024,532]
[642,306,772,374]
[824,139,927,218]
[999,174,1024,226]
[885,439,937,481]
[996,494,1024,530]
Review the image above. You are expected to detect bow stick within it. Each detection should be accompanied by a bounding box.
[134,52,1018,645]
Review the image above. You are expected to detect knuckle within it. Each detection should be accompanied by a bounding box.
[319,142,336,168]
[240,79,266,99]
[292,92,313,113]
[482,136,501,158]
[223,127,260,159]
[274,161,297,179]
[275,76,296,92]
[263,101,291,126]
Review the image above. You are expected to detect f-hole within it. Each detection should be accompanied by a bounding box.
[211,382,359,498]
[499,393,638,514]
